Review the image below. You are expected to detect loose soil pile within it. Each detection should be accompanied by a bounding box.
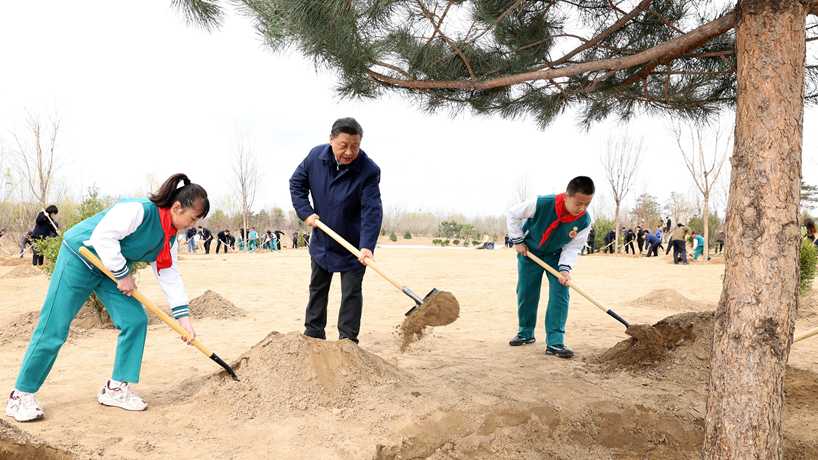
[189,290,246,319]
[626,289,711,312]
[600,312,818,410]
[399,290,460,351]
[1,265,44,279]
[601,311,716,380]
[0,419,73,459]
[0,303,163,344]
[374,401,704,460]
[189,332,409,417]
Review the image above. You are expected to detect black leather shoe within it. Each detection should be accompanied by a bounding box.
[545,345,575,359]
[509,335,536,346]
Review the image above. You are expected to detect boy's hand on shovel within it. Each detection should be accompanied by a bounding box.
[177,316,197,345]
[558,270,572,287]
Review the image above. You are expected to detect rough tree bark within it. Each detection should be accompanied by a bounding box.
[704,0,806,458]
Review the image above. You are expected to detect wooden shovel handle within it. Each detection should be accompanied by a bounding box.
[794,325,818,343]
[78,247,213,357]
[526,251,609,315]
[312,219,403,292]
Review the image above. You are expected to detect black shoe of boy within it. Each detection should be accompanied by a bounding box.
[509,335,536,346]
[545,345,575,359]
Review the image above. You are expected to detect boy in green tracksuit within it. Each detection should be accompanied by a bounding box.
[506,176,594,359]
[6,174,209,422]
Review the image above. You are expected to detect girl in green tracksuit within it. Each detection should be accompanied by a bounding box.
[6,173,209,422]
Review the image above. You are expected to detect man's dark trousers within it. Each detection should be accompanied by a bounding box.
[304,260,366,342]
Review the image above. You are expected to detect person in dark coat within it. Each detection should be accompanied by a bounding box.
[185,227,197,253]
[289,117,383,343]
[623,227,636,254]
[31,205,59,266]
[603,229,616,254]
[274,230,285,250]
[200,227,213,254]
[635,225,645,253]
[216,230,231,253]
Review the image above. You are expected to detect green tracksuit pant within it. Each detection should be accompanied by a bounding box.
[15,246,148,393]
[516,253,570,346]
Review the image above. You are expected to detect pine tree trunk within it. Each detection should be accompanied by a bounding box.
[703,1,805,458]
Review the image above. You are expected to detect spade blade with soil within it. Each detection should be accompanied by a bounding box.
[313,219,459,330]
[79,247,240,381]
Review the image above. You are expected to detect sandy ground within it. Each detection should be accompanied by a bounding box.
[0,246,817,459]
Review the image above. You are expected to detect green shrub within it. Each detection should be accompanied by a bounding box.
[472,240,480,246]
[432,239,441,246]
[389,231,398,242]
[462,240,470,247]
[442,239,450,247]
[801,239,817,294]
[403,231,412,240]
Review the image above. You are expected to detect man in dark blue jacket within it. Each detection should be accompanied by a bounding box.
[289,117,383,343]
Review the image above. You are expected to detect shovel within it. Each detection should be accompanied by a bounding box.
[313,219,436,316]
[794,325,818,343]
[525,251,630,328]
[78,247,240,381]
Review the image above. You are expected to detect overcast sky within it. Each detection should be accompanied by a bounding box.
[1,1,816,218]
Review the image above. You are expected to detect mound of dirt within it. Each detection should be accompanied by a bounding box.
[0,419,74,459]
[626,289,711,312]
[0,303,163,344]
[190,332,409,417]
[0,311,41,345]
[189,290,246,319]
[598,311,715,380]
[399,290,460,351]
[1,265,45,279]
[374,401,705,460]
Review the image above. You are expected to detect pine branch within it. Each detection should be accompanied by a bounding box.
[367,11,737,91]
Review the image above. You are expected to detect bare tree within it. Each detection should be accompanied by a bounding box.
[512,175,531,205]
[673,123,730,261]
[601,136,641,253]
[664,192,696,228]
[232,143,259,242]
[12,114,60,207]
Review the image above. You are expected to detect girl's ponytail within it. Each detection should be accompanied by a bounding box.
[150,173,210,218]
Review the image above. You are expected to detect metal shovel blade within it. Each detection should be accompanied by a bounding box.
[404,288,440,316]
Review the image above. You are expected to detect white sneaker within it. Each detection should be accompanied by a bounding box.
[5,390,44,422]
[97,381,147,411]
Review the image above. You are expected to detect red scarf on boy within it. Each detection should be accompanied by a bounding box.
[537,193,585,248]
[156,207,176,271]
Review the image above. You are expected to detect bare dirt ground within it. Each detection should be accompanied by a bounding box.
[1,246,817,459]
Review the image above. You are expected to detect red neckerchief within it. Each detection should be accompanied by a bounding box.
[156,207,176,271]
[537,193,585,248]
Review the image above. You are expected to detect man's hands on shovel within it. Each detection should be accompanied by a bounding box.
[305,214,373,265]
